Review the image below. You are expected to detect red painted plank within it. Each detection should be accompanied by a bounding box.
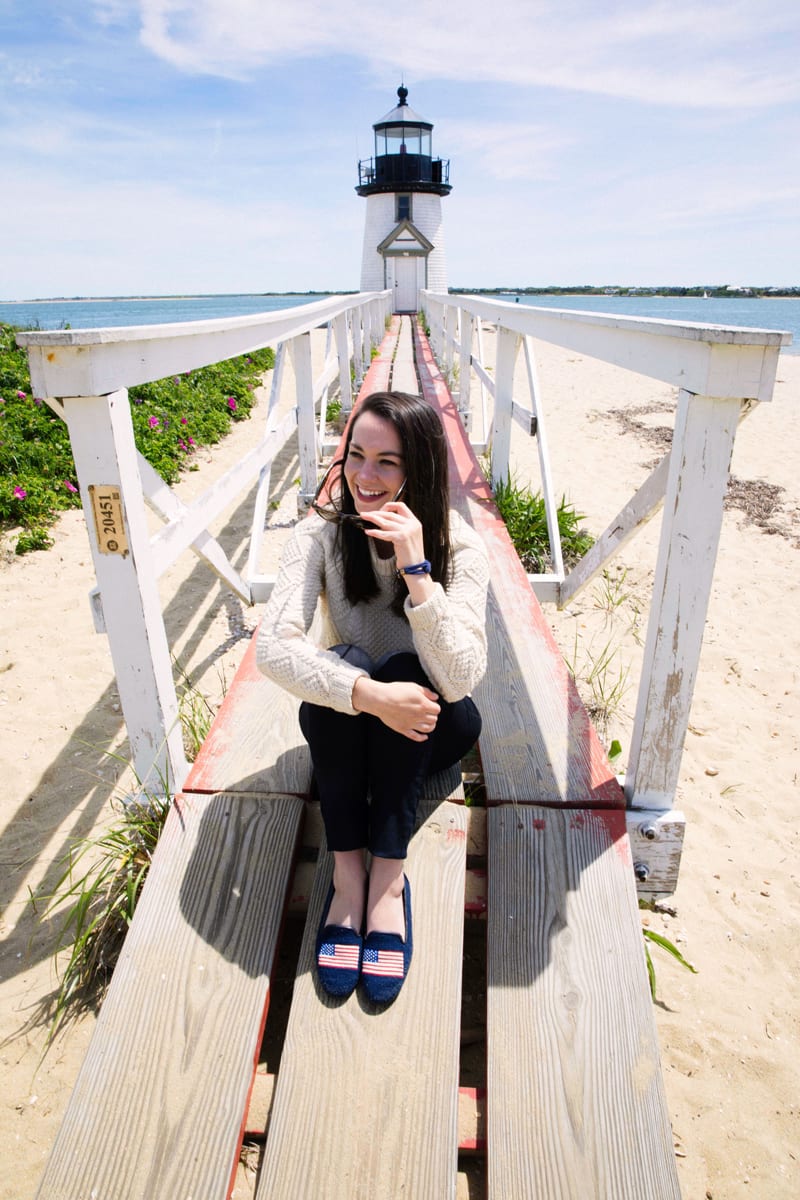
[458,1086,487,1153]
[355,314,398,398]
[183,633,310,796]
[412,319,622,808]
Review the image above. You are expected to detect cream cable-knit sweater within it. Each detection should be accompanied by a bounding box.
[256,510,489,715]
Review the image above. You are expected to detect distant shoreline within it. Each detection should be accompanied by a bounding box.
[452,287,800,300]
[2,286,798,304]
[0,292,341,305]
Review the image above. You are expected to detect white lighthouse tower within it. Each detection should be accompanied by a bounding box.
[357,86,452,314]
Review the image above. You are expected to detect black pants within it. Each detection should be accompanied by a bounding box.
[299,646,481,859]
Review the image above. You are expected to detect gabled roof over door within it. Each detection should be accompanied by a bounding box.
[377,219,433,256]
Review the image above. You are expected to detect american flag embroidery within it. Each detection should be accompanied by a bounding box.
[318,942,360,970]
[362,947,405,978]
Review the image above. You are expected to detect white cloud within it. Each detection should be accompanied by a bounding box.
[1,168,361,296]
[442,121,573,182]
[0,51,46,89]
[134,0,800,109]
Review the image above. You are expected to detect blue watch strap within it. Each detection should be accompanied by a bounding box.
[397,559,431,576]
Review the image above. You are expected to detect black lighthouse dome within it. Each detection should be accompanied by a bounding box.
[357,86,451,196]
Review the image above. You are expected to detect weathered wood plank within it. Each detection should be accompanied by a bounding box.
[625,389,741,810]
[35,792,304,1200]
[476,583,623,805]
[61,390,190,793]
[184,634,311,795]
[257,788,468,1200]
[486,805,680,1199]
[626,808,686,898]
[286,859,487,917]
[560,452,671,608]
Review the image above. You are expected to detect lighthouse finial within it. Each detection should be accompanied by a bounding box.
[397,84,408,106]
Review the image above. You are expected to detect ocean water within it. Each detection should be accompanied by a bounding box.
[0,291,797,354]
[0,293,334,332]
[503,293,798,353]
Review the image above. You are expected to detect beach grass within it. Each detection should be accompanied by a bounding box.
[492,472,593,572]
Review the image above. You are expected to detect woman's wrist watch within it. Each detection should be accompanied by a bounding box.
[396,559,431,577]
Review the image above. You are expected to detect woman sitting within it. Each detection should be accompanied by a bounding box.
[257,390,489,1003]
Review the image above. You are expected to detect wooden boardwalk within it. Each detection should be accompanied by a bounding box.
[34,317,680,1199]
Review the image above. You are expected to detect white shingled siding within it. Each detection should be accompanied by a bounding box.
[359,192,448,297]
[359,194,394,292]
[414,194,447,294]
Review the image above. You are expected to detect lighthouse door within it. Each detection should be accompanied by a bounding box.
[393,256,418,313]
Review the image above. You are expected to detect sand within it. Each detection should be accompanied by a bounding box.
[1,326,798,1198]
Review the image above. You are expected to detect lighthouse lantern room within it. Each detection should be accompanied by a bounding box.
[357,86,451,313]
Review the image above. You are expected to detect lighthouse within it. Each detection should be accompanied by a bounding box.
[357,86,451,314]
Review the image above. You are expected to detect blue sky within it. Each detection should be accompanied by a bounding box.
[1,0,798,298]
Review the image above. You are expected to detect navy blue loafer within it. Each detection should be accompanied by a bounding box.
[315,883,362,998]
[361,875,413,1005]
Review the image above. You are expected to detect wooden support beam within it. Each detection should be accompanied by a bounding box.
[489,327,520,487]
[290,332,318,507]
[333,310,353,412]
[560,452,671,609]
[62,389,189,793]
[625,808,686,899]
[626,389,742,810]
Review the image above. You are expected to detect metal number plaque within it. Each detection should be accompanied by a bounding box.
[89,484,129,556]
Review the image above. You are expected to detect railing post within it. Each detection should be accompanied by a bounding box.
[433,299,444,359]
[351,308,364,389]
[334,311,353,413]
[440,304,451,376]
[625,387,742,810]
[523,336,563,578]
[362,303,372,357]
[364,301,375,357]
[475,317,488,439]
[458,309,473,429]
[63,389,189,794]
[371,297,382,349]
[291,333,318,509]
[490,328,520,487]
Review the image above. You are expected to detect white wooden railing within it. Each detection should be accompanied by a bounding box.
[421,289,790,884]
[17,292,391,795]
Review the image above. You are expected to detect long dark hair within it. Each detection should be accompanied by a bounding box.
[331,391,452,615]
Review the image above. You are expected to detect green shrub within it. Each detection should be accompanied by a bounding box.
[0,322,273,551]
[493,474,594,572]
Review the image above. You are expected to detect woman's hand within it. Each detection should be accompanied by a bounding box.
[352,676,440,741]
[362,502,426,569]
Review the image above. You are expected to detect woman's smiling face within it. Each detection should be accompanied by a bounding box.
[344,410,406,515]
